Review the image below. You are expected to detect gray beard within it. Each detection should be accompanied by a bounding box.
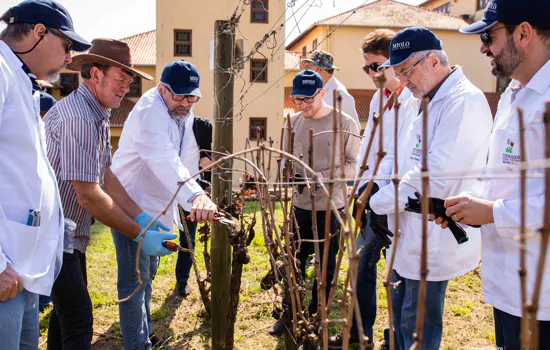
[168,110,190,120]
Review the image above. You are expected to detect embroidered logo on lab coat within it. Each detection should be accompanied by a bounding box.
[410,134,422,162]
[502,138,520,167]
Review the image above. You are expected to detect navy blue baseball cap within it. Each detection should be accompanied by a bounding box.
[8,0,91,52]
[291,69,323,97]
[379,27,442,69]
[161,60,201,97]
[39,91,56,113]
[460,0,550,34]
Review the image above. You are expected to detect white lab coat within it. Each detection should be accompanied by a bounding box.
[370,66,493,281]
[0,41,64,295]
[324,76,361,130]
[479,59,550,320]
[111,88,205,229]
[356,87,414,192]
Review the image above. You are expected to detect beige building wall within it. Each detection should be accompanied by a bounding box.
[287,26,495,93]
[156,0,285,181]
[420,0,478,17]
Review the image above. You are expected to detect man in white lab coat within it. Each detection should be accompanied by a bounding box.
[0,0,91,348]
[437,0,550,348]
[110,60,217,349]
[302,50,361,130]
[367,27,493,349]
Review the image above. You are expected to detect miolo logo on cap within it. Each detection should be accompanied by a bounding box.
[302,79,317,85]
[190,76,199,83]
[487,1,497,12]
[393,41,411,50]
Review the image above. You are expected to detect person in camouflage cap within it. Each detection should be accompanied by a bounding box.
[301,50,360,129]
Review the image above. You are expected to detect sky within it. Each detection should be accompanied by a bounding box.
[0,0,424,44]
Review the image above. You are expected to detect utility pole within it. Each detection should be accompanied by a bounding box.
[211,20,235,349]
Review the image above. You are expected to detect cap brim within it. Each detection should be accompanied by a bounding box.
[67,53,154,80]
[378,52,415,70]
[60,29,92,52]
[459,19,498,34]
[291,88,319,98]
[172,86,201,97]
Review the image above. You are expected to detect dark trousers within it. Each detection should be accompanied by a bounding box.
[48,251,93,350]
[350,213,384,340]
[494,307,550,350]
[283,207,340,315]
[175,210,198,287]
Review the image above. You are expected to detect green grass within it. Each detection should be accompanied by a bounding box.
[38,204,495,349]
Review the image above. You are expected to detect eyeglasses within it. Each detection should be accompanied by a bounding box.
[363,62,381,74]
[479,25,515,47]
[47,28,73,53]
[162,84,200,103]
[291,91,320,105]
[394,56,427,79]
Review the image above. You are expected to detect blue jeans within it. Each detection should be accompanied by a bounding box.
[175,211,197,287]
[350,214,383,341]
[112,229,159,350]
[391,270,448,350]
[0,289,39,349]
[494,307,550,350]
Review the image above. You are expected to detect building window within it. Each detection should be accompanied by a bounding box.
[249,118,267,140]
[477,0,489,11]
[496,76,512,93]
[312,39,318,50]
[433,2,450,14]
[251,0,268,23]
[302,46,307,58]
[250,59,268,83]
[174,29,192,56]
[60,73,79,96]
[127,76,142,97]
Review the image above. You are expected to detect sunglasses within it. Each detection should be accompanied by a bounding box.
[291,90,320,105]
[479,25,515,47]
[363,62,381,74]
[47,28,73,53]
[162,84,200,103]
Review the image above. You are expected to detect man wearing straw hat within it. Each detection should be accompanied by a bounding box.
[435,0,550,347]
[110,59,217,349]
[0,0,90,347]
[43,39,183,348]
[364,27,493,349]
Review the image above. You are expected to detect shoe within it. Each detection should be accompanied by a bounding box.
[267,319,286,337]
[177,283,191,297]
[328,333,374,349]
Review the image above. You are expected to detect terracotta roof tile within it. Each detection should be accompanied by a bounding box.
[110,98,136,127]
[287,0,467,49]
[119,30,156,66]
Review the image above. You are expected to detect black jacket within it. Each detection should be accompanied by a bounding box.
[192,116,212,189]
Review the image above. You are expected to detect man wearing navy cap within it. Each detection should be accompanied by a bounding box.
[110,60,217,349]
[364,27,493,349]
[268,69,359,337]
[0,0,89,348]
[434,1,550,348]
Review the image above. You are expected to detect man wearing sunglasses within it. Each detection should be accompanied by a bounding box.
[110,60,216,349]
[363,27,493,349]
[329,28,415,349]
[0,0,91,348]
[268,69,360,337]
[302,50,361,130]
[432,0,550,348]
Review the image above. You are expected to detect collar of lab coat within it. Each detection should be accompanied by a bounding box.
[522,58,550,96]
[0,41,33,94]
[427,65,465,105]
[77,83,110,122]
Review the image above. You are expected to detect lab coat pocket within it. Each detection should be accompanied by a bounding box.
[1,219,40,274]
[402,215,441,259]
[494,128,521,171]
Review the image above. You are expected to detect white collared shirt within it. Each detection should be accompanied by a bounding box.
[0,40,64,295]
[480,59,550,320]
[323,76,361,130]
[111,88,204,229]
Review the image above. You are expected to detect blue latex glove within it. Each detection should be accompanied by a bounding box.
[134,212,170,232]
[133,229,177,256]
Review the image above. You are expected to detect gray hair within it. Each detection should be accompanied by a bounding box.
[412,49,449,68]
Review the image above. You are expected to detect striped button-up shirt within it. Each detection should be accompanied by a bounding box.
[44,83,112,253]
